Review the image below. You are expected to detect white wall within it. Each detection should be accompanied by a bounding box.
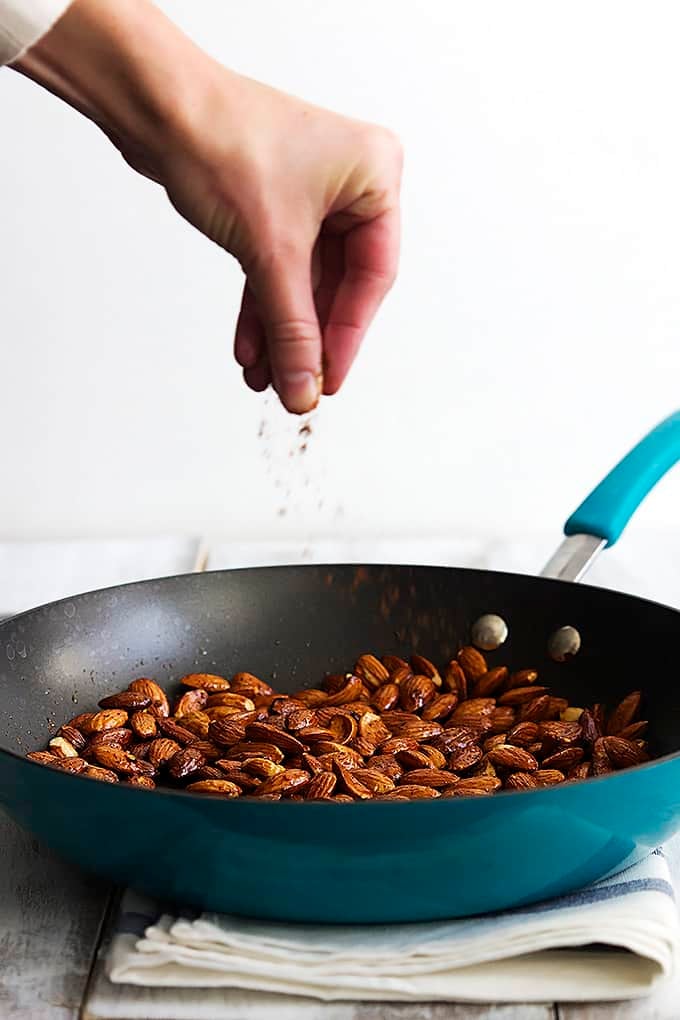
[1,0,680,545]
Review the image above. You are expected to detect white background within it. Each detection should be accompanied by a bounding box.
[1,0,680,548]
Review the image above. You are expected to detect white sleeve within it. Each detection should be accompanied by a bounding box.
[0,0,73,66]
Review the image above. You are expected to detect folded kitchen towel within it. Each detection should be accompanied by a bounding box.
[105,850,678,1009]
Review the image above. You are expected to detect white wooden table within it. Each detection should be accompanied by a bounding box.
[2,535,680,1020]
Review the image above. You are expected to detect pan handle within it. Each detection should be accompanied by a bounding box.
[542,410,680,582]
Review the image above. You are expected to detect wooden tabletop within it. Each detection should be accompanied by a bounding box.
[2,538,679,1020]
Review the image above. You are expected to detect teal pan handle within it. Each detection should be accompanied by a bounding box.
[564,411,680,547]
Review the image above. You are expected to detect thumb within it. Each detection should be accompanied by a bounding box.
[247,246,322,415]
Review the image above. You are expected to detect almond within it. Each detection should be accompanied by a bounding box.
[506,721,539,747]
[147,737,181,768]
[354,653,390,688]
[305,772,337,799]
[505,772,539,790]
[173,689,209,716]
[606,692,642,735]
[180,673,230,692]
[399,768,457,788]
[372,683,400,712]
[399,675,437,712]
[534,769,565,785]
[410,654,442,687]
[499,686,548,706]
[128,678,170,717]
[167,747,206,780]
[99,690,151,711]
[255,769,310,797]
[602,735,643,769]
[443,660,467,697]
[185,779,241,796]
[230,672,273,697]
[449,744,484,772]
[130,710,157,740]
[488,745,538,771]
[472,667,509,697]
[89,709,129,732]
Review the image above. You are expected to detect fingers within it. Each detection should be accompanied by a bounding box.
[322,207,400,395]
[244,355,271,392]
[234,284,265,370]
[246,245,322,415]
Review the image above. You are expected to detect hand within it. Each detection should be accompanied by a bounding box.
[15,0,402,413]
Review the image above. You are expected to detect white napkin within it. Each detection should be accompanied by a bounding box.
[106,851,678,1006]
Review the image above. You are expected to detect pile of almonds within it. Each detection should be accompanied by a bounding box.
[26,647,650,800]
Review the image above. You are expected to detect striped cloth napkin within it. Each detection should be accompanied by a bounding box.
[103,850,678,1010]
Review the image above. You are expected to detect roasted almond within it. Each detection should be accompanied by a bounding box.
[396,748,433,769]
[472,667,509,698]
[83,764,119,783]
[421,692,458,722]
[242,757,286,779]
[534,769,565,785]
[518,694,551,722]
[450,775,501,796]
[538,721,582,745]
[56,724,87,751]
[499,686,548,706]
[230,672,273,697]
[488,745,538,771]
[180,673,230,692]
[89,709,129,732]
[158,718,200,746]
[419,745,447,769]
[130,710,157,740]
[48,736,78,758]
[606,692,642,736]
[489,706,516,733]
[128,678,170,717]
[91,745,139,775]
[506,721,540,747]
[410,654,442,687]
[245,722,305,754]
[541,747,584,771]
[457,646,488,681]
[322,676,365,707]
[382,654,410,673]
[177,710,211,739]
[354,654,390,688]
[400,675,437,712]
[443,660,467,697]
[208,718,247,747]
[255,769,310,797]
[147,737,181,768]
[592,737,613,776]
[372,683,400,712]
[173,688,209,716]
[505,772,539,790]
[352,768,395,794]
[167,746,205,780]
[185,779,241,796]
[505,668,539,690]
[399,768,457,788]
[99,690,151,711]
[449,744,484,772]
[602,735,644,769]
[385,784,440,799]
[305,772,337,799]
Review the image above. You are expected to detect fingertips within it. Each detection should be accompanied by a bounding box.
[244,356,271,393]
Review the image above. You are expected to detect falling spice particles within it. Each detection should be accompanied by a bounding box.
[256,399,344,530]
